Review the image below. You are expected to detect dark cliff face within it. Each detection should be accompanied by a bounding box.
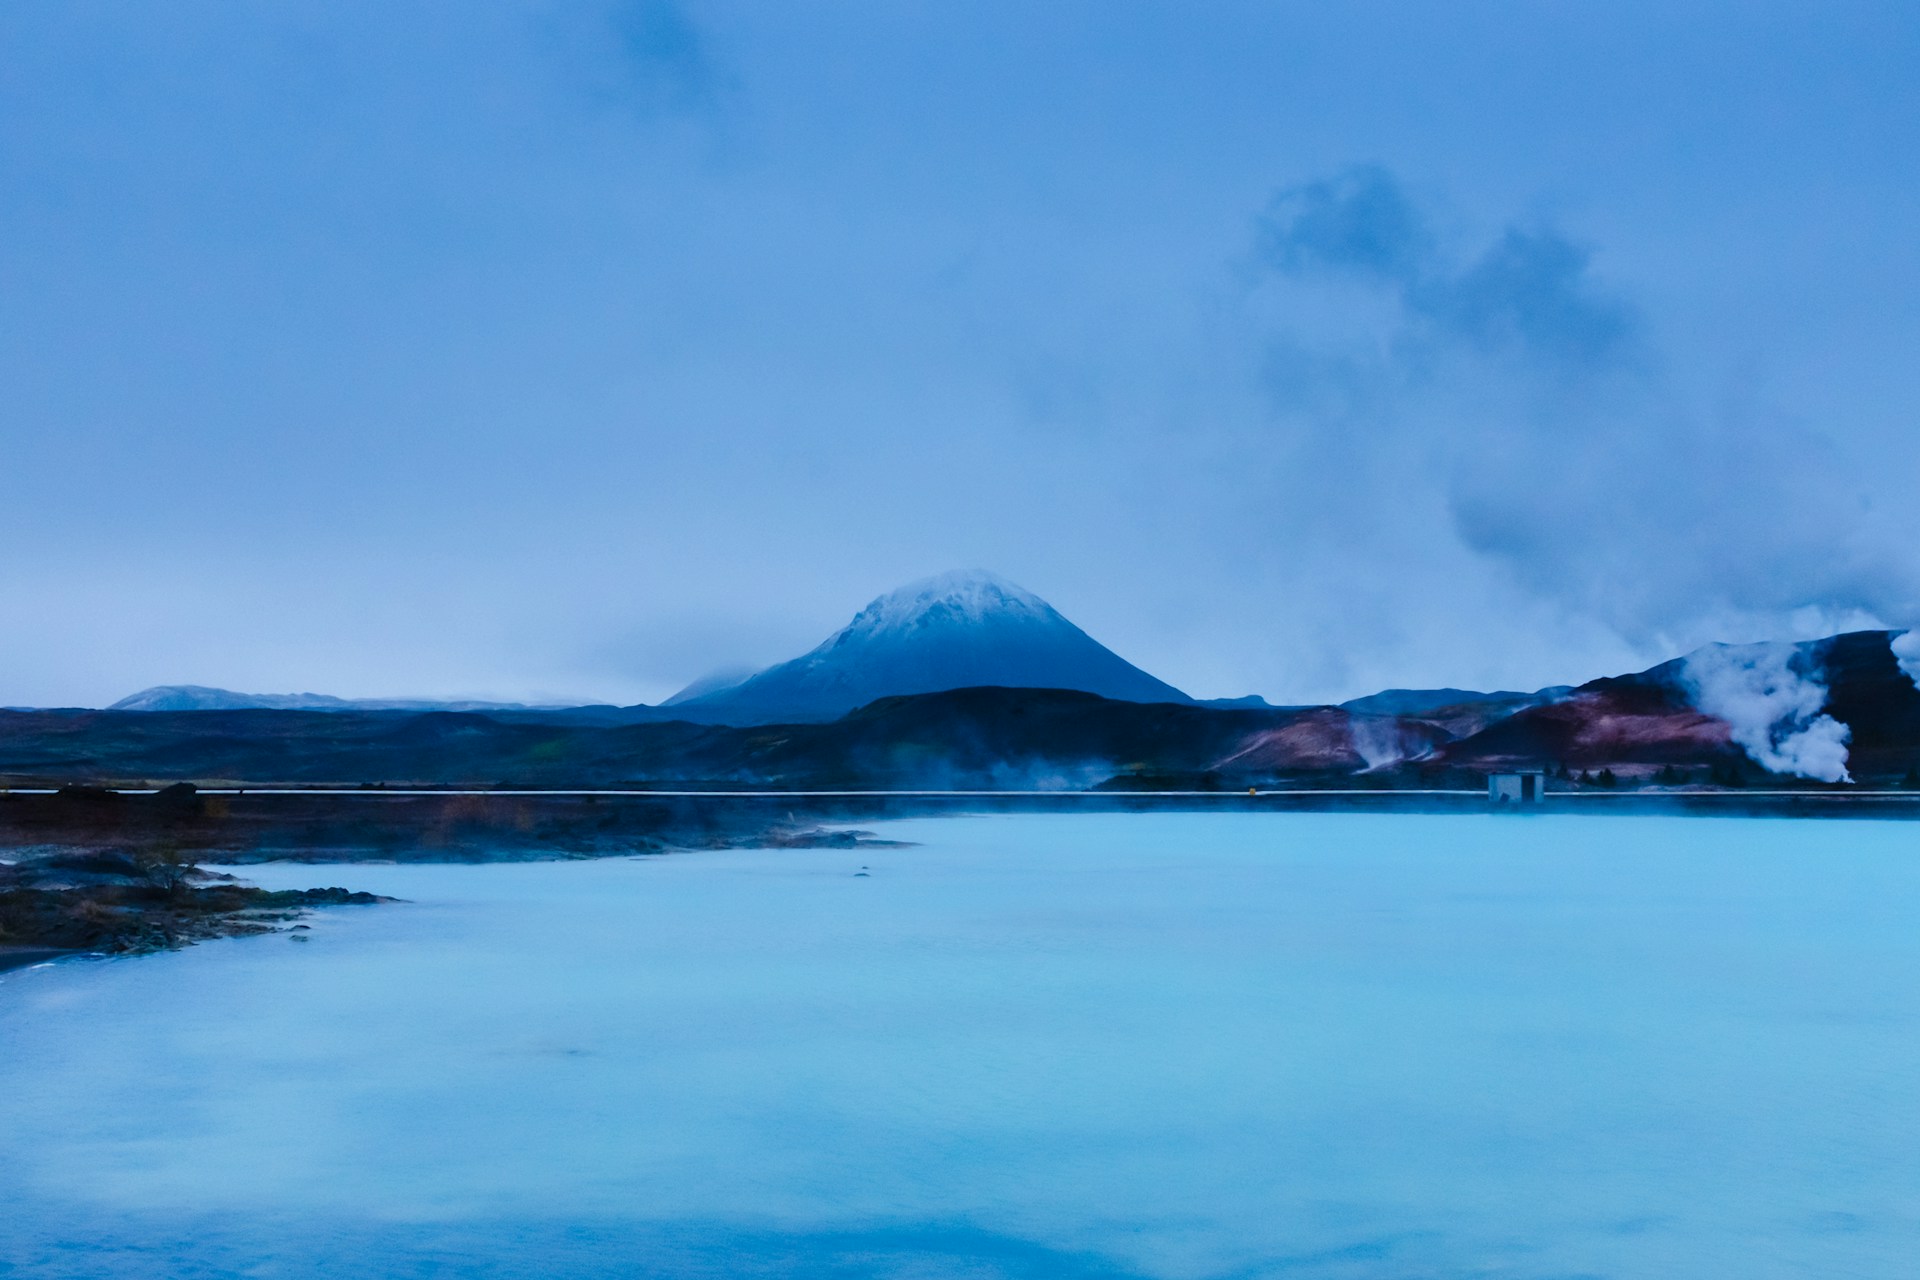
[1809,631,1920,775]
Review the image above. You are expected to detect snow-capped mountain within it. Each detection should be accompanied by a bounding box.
[107,685,546,713]
[109,686,357,711]
[670,570,1191,723]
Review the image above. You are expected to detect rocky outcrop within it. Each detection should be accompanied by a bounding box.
[0,848,387,966]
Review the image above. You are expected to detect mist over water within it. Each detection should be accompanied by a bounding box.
[3,813,1918,1278]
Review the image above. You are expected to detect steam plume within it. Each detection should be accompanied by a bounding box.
[1348,714,1415,771]
[1892,630,1920,691]
[1679,642,1851,782]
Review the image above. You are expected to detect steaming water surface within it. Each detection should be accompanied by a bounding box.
[2,813,1918,1278]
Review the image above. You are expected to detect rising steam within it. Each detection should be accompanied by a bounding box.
[1348,714,1416,771]
[1893,630,1920,691]
[1679,642,1851,782]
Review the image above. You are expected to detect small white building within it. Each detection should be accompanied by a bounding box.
[1488,771,1546,804]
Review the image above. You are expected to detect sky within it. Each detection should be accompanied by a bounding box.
[4,1,1919,708]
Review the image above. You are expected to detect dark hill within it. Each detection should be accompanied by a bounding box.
[0,692,1433,790]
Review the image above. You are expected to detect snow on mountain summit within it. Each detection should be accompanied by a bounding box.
[835,570,1058,639]
[673,570,1190,723]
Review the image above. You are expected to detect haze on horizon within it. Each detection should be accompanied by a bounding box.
[5,3,1919,709]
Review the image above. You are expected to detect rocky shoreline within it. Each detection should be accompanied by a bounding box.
[0,786,910,966]
[0,849,390,969]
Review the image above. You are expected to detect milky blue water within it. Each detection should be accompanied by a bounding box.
[2,813,1918,1278]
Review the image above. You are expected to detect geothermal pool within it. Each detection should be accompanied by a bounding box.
[2,813,1917,1278]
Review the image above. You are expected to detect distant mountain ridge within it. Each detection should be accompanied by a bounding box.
[109,685,554,714]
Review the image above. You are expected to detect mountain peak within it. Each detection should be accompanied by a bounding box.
[671,571,1189,723]
[841,570,1056,637]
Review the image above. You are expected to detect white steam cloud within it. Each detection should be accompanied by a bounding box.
[1892,630,1920,691]
[1680,642,1851,782]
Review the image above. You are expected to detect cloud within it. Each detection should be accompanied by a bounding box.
[611,0,715,110]
[1257,168,1635,371]
[1679,641,1851,781]
[547,0,723,120]
[1241,166,1920,656]
[1256,167,1430,283]
[1418,228,1636,370]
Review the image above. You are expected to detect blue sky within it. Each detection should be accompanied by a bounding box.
[4,2,1918,706]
